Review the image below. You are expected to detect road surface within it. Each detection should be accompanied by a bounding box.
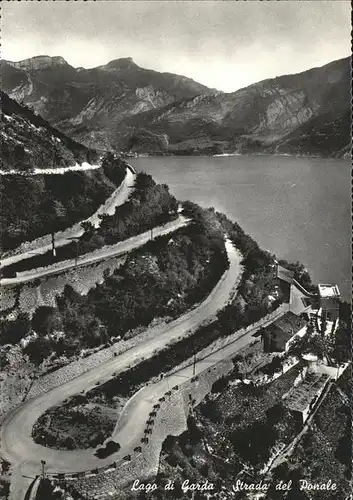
[4,303,287,500]
[0,168,135,269]
[1,240,243,500]
[0,216,189,286]
[109,305,289,448]
[0,161,101,176]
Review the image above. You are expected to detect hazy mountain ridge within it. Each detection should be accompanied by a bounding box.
[1,55,350,157]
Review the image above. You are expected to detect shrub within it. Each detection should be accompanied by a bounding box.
[0,312,31,345]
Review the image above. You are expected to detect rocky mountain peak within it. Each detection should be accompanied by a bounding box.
[98,57,138,72]
[1,54,348,158]
[6,55,69,72]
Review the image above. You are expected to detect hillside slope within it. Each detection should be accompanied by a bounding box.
[0,93,126,251]
[1,90,99,172]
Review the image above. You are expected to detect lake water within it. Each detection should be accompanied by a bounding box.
[130,155,351,301]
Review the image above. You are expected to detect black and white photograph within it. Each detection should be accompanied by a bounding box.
[0,1,351,500]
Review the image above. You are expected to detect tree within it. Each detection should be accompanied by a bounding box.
[217,302,242,334]
[230,421,277,465]
[335,420,351,478]
[200,399,222,423]
[286,334,308,360]
[211,376,230,394]
[286,482,310,500]
[305,334,331,363]
[24,337,52,365]
[56,284,81,311]
[187,415,202,444]
[42,197,66,256]
[35,478,63,500]
[271,462,290,481]
[327,311,351,365]
[266,403,285,425]
[278,259,316,293]
[64,436,76,450]
[81,220,95,240]
[268,355,283,375]
[0,313,31,345]
[32,306,61,336]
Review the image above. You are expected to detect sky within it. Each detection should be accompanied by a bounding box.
[1,1,351,92]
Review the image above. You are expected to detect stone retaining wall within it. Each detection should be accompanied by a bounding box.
[166,303,289,379]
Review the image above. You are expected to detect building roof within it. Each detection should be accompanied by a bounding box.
[263,324,293,350]
[275,311,307,333]
[262,311,307,350]
[277,265,294,284]
[318,284,340,299]
[283,373,330,413]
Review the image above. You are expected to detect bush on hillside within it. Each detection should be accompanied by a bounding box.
[0,312,31,345]
[0,156,126,251]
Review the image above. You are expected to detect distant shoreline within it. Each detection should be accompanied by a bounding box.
[127,152,349,160]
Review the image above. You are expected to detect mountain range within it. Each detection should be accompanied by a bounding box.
[1,55,351,157]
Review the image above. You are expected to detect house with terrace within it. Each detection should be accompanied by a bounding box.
[318,284,340,320]
[261,312,308,353]
[317,283,340,335]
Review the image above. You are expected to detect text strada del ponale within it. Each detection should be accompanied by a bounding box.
[232,479,337,493]
[131,478,337,494]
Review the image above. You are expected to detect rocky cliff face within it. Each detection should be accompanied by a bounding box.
[1,56,214,151]
[8,55,68,71]
[2,55,350,157]
[0,91,98,172]
[124,57,351,157]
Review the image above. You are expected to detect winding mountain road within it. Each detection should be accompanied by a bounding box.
[0,161,102,176]
[1,240,243,500]
[0,216,190,286]
[0,168,135,270]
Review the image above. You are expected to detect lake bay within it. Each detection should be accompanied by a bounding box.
[131,155,351,300]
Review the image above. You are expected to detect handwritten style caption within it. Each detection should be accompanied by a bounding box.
[131,478,337,494]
